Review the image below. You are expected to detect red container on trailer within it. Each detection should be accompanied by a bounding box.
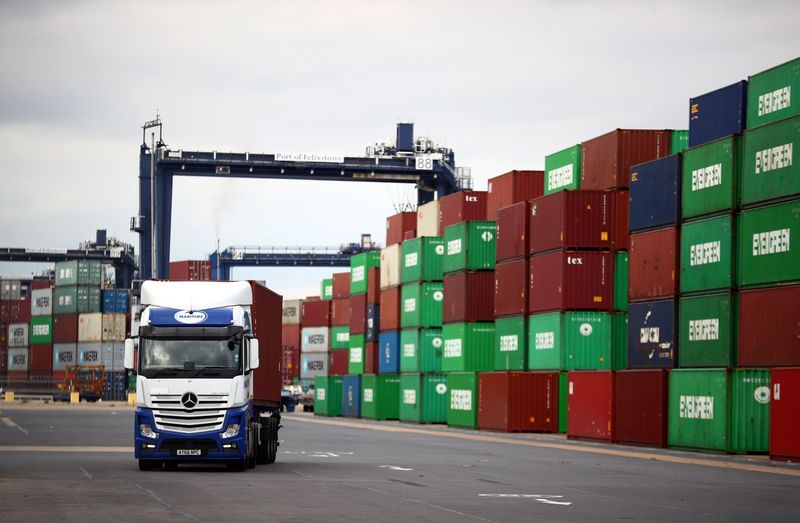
[439,190,488,230]
[28,344,53,377]
[282,345,300,385]
[281,324,301,348]
[249,280,283,408]
[530,190,614,254]
[331,297,350,326]
[378,287,400,331]
[366,268,380,304]
[494,259,527,317]
[332,272,350,298]
[487,170,544,220]
[529,251,613,313]
[329,350,349,376]
[629,227,678,301]
[568,370,615,441]
[478,371,559,432]
[350,293,368,334]
[770,368,800,461]
[169,260,211,281]
[387,212,417,246]
[614,369,668,447]
[443,270,495,323]
[365,342,378,374]
[53,313,79,343]
[301,299,331,327]
[739,285,800,367]
[496,201,529,262]
[613,190,630,250]
[581,129,671,190]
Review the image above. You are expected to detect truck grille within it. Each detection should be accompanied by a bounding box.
[151,393,229,434]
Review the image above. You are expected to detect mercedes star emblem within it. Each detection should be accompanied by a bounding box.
[181,392,199,409]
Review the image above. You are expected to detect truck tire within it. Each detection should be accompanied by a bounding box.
[138,459,160,471]
[256,417,279,465]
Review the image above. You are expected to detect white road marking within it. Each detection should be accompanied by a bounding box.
[0,446,131,453]
[2,416,29,435]
[380,465,414,471]
[78,465,93,479]
[478,494,572,506]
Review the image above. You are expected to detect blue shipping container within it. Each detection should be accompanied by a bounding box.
[629,154,682,232]
[689,80,747,147]
[103,371,127,401]
[115,290,130,313]
[102,290,116,313]
[366,303,380,343]
[342,375,361,417]
[628,299,677,369]
[378,331,400,374]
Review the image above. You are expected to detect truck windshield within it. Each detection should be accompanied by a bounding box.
[139,338,242,378]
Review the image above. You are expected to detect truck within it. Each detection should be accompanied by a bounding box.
[124,280,282,471]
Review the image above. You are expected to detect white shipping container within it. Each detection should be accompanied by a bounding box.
[417,200,441,237]
[380,244,402,289]
[8,323,29,347]
[30,288,53,316]
[114,314,127,341]
[101,342,126,371]
[78,343,103,366]
[102,313,126,342]
[282,299,302,325]
[1,280,21,300]
[300,353,328,379]
[102,264,116,290]
[301,327,330,352]
[78,313,103,342]
[7,347,28,371]
[53,343,77,371]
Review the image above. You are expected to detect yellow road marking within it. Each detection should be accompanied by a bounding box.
[0,446,131,453]
[288,416,800,478]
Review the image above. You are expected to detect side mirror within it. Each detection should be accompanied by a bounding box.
[249,339,260,370]
[124,338,135,370]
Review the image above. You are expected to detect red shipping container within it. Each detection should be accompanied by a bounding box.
[31,280,53,290]
[0,346,6,374]
[1,298,31,324]
[487,170,544,220]
[8,371,28,381]
[350,293,368,334]
[379,287,400,331]
[28,344,53,377]
[282,345,300,385]
[494,259,527,318]
[53,313,79,343]
[301,299,331,327]
[770,368,800,461]
[739,286,800,367]
[365,342,379,374]
[529,251,613,313]
[629,227,678,301]
[331,298,351,326]
[568,370,615,441]
[496,201,529,262]
[329,350,349,376]
[249,281,283,407]
[443,271,495,323]
[403,230,416,241]
[478,371,559,432]
[387,212,417,246]
[614,370,668,447]
[281,324,301,348]
[366,268,380,304]
[530,190,614,254]
[332,272,350,298]
[439,190,488,230]
[581,129,671,190]
[613,190,630,250]
[169,260,211,281]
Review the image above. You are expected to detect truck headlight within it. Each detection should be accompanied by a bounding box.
[220,423,240,439]
[139,423,158,439]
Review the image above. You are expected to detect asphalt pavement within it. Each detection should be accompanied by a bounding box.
[1,404,799,522]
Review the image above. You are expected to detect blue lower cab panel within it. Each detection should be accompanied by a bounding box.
[134,404,249,461]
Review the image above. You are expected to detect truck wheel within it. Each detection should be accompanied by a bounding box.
[247,423,256,469]
[138,460,160,471]
[256,417,279,465]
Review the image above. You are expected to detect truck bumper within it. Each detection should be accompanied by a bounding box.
[134,405,249,462]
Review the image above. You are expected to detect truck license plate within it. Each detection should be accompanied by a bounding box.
[176,449,202,456]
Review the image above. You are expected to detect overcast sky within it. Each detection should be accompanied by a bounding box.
[0,0,797,299]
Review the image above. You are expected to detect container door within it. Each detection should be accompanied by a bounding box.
[771,368,800,460]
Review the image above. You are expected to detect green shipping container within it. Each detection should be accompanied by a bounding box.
[331,326,350,349]
[544,144,581,194]
[53,286,101,314]
[321,278,333,300]
[314,375,343,417]
[399,373,448,424]
[447,372,478,428]
[563,312,627,371]
[443,221,497,273]
[348,334,365,375]
[350,252,381,295]
[442,322,494,372]
[29,315,53,345]
[614,251,628,311]
[401,237,444,283]
[742,116,800,205]
[361,374,400,420]
[400,282,444,328]
[668,368,770,453]
[670,130,689,155]
[738,199,800,287]
[558,372,568,434]
[400,328,443,373]
[55,260,102,287]
[493,315,527,370]
[679,293,737,368]
[746,57,800,129]
[681,135,741,219]
[527,312,566,370]
[680,214,736,294]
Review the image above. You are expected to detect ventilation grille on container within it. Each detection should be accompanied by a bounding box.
[151,393,229,434]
